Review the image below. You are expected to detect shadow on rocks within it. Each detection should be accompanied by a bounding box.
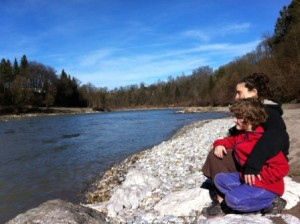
[200,178,217,200]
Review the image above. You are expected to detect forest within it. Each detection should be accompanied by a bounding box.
[1,0,300,113]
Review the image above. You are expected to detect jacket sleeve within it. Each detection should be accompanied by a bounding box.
[243,106,290,174]
[260,153,289,184]
[213,136,236,149]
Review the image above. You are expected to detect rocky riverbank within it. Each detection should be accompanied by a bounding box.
[7,107,300,224]
[83,108,300,223]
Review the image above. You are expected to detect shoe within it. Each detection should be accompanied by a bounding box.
[202,200,224,217]
[202,200,232,217]
[261,197,287,215]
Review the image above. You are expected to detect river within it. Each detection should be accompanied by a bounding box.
[0,109,228,223]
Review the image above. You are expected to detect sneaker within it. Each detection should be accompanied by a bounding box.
[202,200,224,217]
[261,197,287,215]
[202,200,231,217]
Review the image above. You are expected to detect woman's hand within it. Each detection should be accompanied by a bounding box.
[213,145,227,159]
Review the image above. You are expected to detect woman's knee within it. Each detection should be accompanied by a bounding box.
[207,149,236,168]
[203,150,215,164]
[202,149,237,179]
[207,149,219,162]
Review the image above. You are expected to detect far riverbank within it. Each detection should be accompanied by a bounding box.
[0,105,229,121]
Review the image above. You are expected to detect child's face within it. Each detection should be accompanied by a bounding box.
[233,117,252,131]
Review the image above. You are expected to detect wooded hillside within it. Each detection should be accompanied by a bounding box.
[1,0,299,112]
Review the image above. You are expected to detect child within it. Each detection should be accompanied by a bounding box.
[202,98,289,217]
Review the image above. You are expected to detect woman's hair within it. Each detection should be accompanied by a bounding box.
[239,73,271,100]
[229,98,268,130]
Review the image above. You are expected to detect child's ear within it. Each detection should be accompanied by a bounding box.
[242,119,249,126]
[244,120,253,130]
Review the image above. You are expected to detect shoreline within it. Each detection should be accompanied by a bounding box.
[84,119,214,205]
[0,106,230,121]
[6,106,300,223]
[84,107,300,223]
[1,103,298,121]
[0,107,97,121]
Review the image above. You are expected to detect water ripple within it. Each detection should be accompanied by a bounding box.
[61,133,81,139]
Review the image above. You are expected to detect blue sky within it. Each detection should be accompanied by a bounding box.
[0,0,292,89]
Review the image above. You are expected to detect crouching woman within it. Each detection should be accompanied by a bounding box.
[202,98,289,217]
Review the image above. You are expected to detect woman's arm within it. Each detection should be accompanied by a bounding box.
[243,105,289,175]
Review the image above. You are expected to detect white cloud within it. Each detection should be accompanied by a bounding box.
[182,30,210,42]
[219,22,252,35]
[65,39,259,89]
[1,1,278,90]
[181,22,252,42]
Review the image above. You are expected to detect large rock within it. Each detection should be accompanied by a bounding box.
[87,170,161,218]
[154,188,211,216]
[7,199,107,224]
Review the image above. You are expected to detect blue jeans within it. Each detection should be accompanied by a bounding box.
[214,172,277,212]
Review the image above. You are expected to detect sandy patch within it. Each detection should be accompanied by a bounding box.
[282,107,300,178]
[281,106,300,221]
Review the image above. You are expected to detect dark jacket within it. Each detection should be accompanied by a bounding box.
[229,100,289,175]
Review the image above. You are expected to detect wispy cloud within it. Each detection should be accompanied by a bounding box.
[64,39,259,88]
[181,30,210,42]
[1,0,289,89]
[219,23,252,35]
[181,22,252,42]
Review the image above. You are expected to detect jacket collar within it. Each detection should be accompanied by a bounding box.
[245,126,264,139]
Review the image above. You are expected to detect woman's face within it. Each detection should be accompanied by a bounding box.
[235,83,257,100]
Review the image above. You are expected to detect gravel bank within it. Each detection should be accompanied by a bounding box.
[85,115,300,224]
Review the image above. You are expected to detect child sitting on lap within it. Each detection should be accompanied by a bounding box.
[202,98,289,217]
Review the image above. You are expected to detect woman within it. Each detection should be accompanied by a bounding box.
[202,99,289,217]
[201,73,289,215]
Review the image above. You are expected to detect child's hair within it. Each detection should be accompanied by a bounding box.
[239,73,272,100]
[229,98,267,130]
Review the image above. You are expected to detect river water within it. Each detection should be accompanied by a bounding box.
[0,109,228,223]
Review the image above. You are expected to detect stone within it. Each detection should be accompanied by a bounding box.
[7,199,107,224]
[104,170,161,216]
[154,188,211,216]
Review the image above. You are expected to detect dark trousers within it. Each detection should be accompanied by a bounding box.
[201,149,238,181]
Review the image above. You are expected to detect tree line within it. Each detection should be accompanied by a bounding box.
[1,0,299,112]
[0,55,85,110]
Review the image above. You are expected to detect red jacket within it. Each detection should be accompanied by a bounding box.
[213,126,289,195]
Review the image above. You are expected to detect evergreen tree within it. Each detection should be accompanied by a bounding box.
[13,58,20,76]
[20,54,28,76]
[272,0,300,46]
